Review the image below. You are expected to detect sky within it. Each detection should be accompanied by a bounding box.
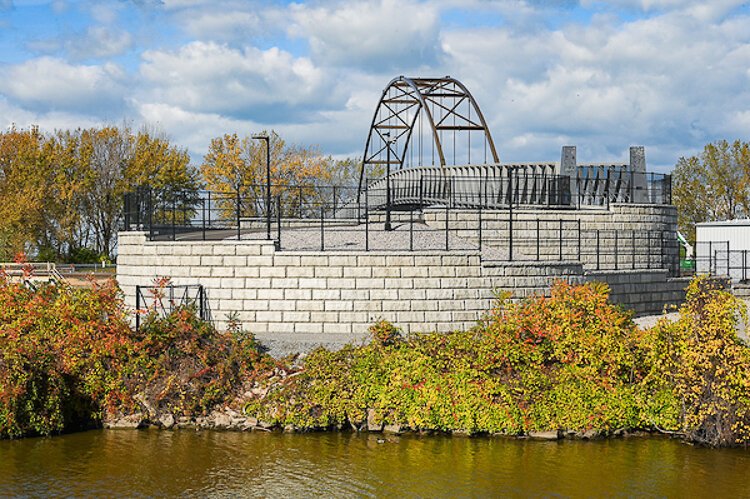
[1,0,749,172]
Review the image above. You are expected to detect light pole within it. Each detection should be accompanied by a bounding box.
[384,132,396,231]
[252,133,271,240]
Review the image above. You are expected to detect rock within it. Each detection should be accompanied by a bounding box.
[383,424,404,435]
[367,409,383,432]
[452,429,472,437]
[283,424,296,433]
[582,429,600,440]
[257,421,275,430]
[104,413,146,429]
[528,430,560,441]
[211,411,232,429]
[245,416,259,427]
[159,413,175,429]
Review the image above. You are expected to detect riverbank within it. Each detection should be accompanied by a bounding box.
[2,274,750,447]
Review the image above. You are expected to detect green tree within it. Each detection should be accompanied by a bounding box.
[673,139,750,242]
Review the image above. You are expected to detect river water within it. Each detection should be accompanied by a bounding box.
[1,430,748,497]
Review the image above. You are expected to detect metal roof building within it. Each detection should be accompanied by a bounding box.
[696,219,750,281]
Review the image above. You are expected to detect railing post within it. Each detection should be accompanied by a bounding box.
[744,250,747,282]
[236,188,241,241]
[148,188,153,240]
[207,191,211,229]
[614,231,619,270]
[333,186,338,219]
[299,186,303,218]
[365,188,369,251]
[320,206,325,251]
[276,194,282,250]
[135,286,141,331]
[172,199,176,241]
[709,241,713,275]
[202,198,206,241]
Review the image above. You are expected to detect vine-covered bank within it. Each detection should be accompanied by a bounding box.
[1,268,749,447]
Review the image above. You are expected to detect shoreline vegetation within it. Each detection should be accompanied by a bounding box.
[1,266,749,448]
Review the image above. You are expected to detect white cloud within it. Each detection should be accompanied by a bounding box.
[0,57,126,114]
[138,41,333,120]
[288,0,442,68]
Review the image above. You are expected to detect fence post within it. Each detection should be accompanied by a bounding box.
[172,199,176,241]
[202,198,206,241]
[445,204,449,251]
[236,188,241,241]
[419,175,424,206]
[148,188,153,240]
[333,186,338,219]
[536,219,540,261]
[207,191,211,229]
[559,219,563,260]
[596,230,600,270]
[276,194,282,250]
[744,250,748,282]
[199,286,205,322]
[614,231,618,270]
[320,206,325,251]
[727,242,731,278]
[709,241,713,275]
[299,186,303,218]
[135,286,141,331]
[365,188,369,251]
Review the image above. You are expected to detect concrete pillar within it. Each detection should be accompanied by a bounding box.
[629,146,648,203]
[561,146,576,206]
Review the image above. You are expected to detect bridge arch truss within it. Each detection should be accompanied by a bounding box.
[358,76,500,192]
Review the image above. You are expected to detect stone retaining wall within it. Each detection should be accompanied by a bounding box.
[117,231,687,347]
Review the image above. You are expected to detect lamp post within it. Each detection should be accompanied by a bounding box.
[252,134,271,240]
[384,132,396,231]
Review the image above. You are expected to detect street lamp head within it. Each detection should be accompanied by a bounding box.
[251,134,269,141]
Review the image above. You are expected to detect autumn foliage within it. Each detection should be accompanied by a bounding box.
[0,274,265,439]
[248,278,750,446]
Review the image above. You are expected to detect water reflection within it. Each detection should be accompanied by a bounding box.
[1,430,748,497]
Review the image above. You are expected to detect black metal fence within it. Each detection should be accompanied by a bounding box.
[135,284,211,330]
[693,241,750,281]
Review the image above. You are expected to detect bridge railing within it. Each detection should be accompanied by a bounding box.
[576,170,671,207]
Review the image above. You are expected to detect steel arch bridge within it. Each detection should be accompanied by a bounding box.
[358,76,499,193]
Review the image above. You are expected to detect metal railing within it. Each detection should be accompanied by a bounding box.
[576,169,671,207]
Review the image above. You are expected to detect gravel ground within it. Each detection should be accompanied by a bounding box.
[634,298,750,342]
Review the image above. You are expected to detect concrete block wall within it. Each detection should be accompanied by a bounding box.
[585,270,689,316]
[117,232,584,344]
[423,203,678,271]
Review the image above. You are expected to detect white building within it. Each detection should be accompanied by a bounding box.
[695,220,750,281]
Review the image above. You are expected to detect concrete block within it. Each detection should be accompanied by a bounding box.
[325,301,354,312]
[259,266,286,278]
[272,278,300,289]
[370,289,399,300]
[285,289,313,300]
[343,267,372,278]
[256,311,284,323]
[298,278,327,289]
[315,266,344,278]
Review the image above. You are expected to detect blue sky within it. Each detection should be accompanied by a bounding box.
[1,0,750,171]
